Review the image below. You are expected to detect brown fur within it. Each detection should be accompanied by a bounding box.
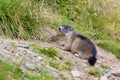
[59,25,97,66]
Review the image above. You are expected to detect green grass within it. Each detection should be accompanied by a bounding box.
[0,61,22,80]
[0,0,59,40]
[49,61,59,69]
[49,60,72,70]
[100,64,110,69]
[98,40,120,59]
[40,47,58,59]
[0,61,57,80]
[25,68,56,80]
[31,44,58,59]
[88,68,101,77]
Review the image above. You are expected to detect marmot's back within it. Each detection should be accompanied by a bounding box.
[77,34,97,56]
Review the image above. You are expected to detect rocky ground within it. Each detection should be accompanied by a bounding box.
[0,37,120,80]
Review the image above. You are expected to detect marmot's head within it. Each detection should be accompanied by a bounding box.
[59,25,74,36]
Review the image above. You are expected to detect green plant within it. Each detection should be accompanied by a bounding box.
[24,72,56,80]
[0,61,57,80]
[0,61,23,80]
[101,64,110,69]
[40,47,58,59]
[31,44,58,58]
[31,44,41,54]
[98,40,120,59]
[25,67,57,80]
[58,56,64,60]
[50,61,59,69]
[88,68,101,77]
[49,60,72,70]
[62,61,72,70]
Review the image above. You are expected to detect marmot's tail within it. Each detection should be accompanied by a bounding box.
[88,56,97,66]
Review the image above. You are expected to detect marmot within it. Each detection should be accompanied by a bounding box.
[59,25,97,66]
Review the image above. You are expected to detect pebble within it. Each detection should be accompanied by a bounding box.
[24,61,36,70]
[81,63,88,67]
[15,53,21,57]
[111,68,120,76]
[71,70,86,77]
[47,66,58,72]
[74,78,81,80]
[26,50,35,54]
[104,72,111,77]
[18,44,29,49]
[37,56,43,60]
[100,76,108,80]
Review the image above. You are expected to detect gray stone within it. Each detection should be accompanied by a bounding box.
[15,53,21,57]
[47,66,58,72]
[18,44,29,49]
[100,76,108,80]
[23,77,30,80]
[26,50,35,54]
[81,63,88,67]
[111,68,120,76]
[20,67,26,74]
[37,56,43,60]
[74,78,81,80]
[71,70,86,77]
[104,72,111,77]
[24,61,36,70]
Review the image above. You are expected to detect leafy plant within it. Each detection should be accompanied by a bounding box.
[40,47,58,58]
[101,64,110,69]
[98,40,120,59]
[49,61,59,69]
[31,44,58,58]
[88,68,101,77]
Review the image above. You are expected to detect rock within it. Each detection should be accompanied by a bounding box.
[47,66,58,72]
[71,70,86,77]
[111,68,120,76]
[104,72,111,77]
[37,56,43,60]
[108,75,116,80]
[74,78,81,80]
[23,77,30,80]
[20,67,26,74]
[26,50,35,54]
[18,44,29,49]
[15,53,21,57]
[81,63,88,67]
[24,61,36,70]
[100,76,108,80]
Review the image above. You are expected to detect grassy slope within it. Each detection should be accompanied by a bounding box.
[0,0,120,58]
[0,61,56,80]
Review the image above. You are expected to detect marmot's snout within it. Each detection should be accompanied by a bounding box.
[59,26,64,34]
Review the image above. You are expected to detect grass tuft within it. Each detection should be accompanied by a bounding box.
[31,44,58,58]
[39,47,58,59]
[101,64,110,69]
[88,68,101,77]
[98,40,120,59]
[0,61,22,80]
